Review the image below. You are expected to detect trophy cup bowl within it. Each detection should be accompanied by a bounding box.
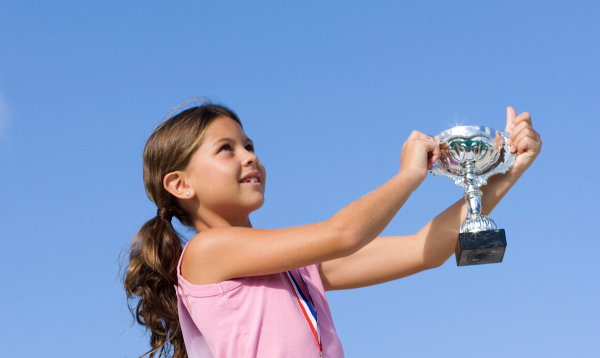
[429,126,516,266]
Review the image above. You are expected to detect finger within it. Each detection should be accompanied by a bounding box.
[422,138,441,167]
[422,137,440,151]
[408,130,420,140]
[510,112,532,133]
[509,122,540,150]
[512,129,540,154]
[505,106,517,133]
[509,120,533,142]
[516,134,538,155]
[428,140,441,168]
[515,125,540,143]
[408,130,429,140]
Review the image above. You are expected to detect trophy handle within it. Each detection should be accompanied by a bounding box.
[429,163,467,188]
[428,135,467,189]
[476,131,516,187]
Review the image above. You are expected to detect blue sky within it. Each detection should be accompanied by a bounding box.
[1,1,598,357]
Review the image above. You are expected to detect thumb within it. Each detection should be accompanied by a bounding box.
[505,106,517,133]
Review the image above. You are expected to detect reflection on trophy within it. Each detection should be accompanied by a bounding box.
[429,126,516,266]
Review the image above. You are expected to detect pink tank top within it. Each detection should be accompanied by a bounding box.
[175,243,345,358]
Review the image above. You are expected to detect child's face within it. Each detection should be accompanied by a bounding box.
[185,116,266,223]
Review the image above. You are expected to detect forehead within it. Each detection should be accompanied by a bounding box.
[202,116,247,142]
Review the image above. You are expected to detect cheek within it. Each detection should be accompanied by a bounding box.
[194,161,238,196]
[259,163,267,188]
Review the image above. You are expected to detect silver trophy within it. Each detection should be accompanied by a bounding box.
[429,126,516,266]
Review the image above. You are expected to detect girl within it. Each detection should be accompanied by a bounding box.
[124,101,541,358]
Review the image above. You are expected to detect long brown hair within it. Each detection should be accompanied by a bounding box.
[123,102,242,358]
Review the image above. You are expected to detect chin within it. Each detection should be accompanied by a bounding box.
[246,197,265,213]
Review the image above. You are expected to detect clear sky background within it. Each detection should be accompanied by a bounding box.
[1,1,598,357]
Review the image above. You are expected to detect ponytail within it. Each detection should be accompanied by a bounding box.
[124,212,186,358]
[122,102,242,358]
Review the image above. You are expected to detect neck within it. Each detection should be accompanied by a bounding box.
[193,209,252,233]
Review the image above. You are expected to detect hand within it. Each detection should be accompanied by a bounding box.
[505,107,542,173]
[399,130,441,182]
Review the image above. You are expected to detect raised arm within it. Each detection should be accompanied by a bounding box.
[319,107,542,290]
[181,132,441,285]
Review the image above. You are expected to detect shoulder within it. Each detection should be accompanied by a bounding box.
[184,227,255,259]
[184,229,217,256]
[181,229,233,285]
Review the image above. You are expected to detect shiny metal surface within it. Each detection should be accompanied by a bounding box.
[429,126,516,233]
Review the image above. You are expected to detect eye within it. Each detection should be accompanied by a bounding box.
[245,144,255,152]
[218,144,232,152]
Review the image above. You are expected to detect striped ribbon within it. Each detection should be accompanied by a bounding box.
[285,270,322,356]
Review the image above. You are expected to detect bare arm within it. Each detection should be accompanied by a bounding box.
[319,168,521,290]
[182,132,441,285]
[320,108,542,290]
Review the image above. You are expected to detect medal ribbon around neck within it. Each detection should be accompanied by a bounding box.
[285,270,322,355]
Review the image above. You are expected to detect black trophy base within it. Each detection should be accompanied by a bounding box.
[455,229,506,266]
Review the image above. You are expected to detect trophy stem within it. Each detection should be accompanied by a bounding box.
[463,161,483,217]
[460,162,498,233]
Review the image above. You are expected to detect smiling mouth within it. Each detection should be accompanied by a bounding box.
[240,177,260,183]
[239,170,262,184]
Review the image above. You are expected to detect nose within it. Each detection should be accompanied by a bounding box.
[242,150,259,166]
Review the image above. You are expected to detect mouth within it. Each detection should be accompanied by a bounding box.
[239,171,262,184]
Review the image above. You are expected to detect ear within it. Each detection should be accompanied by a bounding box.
[163,171,195,199]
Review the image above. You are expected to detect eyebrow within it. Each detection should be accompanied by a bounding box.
[213,137,254,146]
